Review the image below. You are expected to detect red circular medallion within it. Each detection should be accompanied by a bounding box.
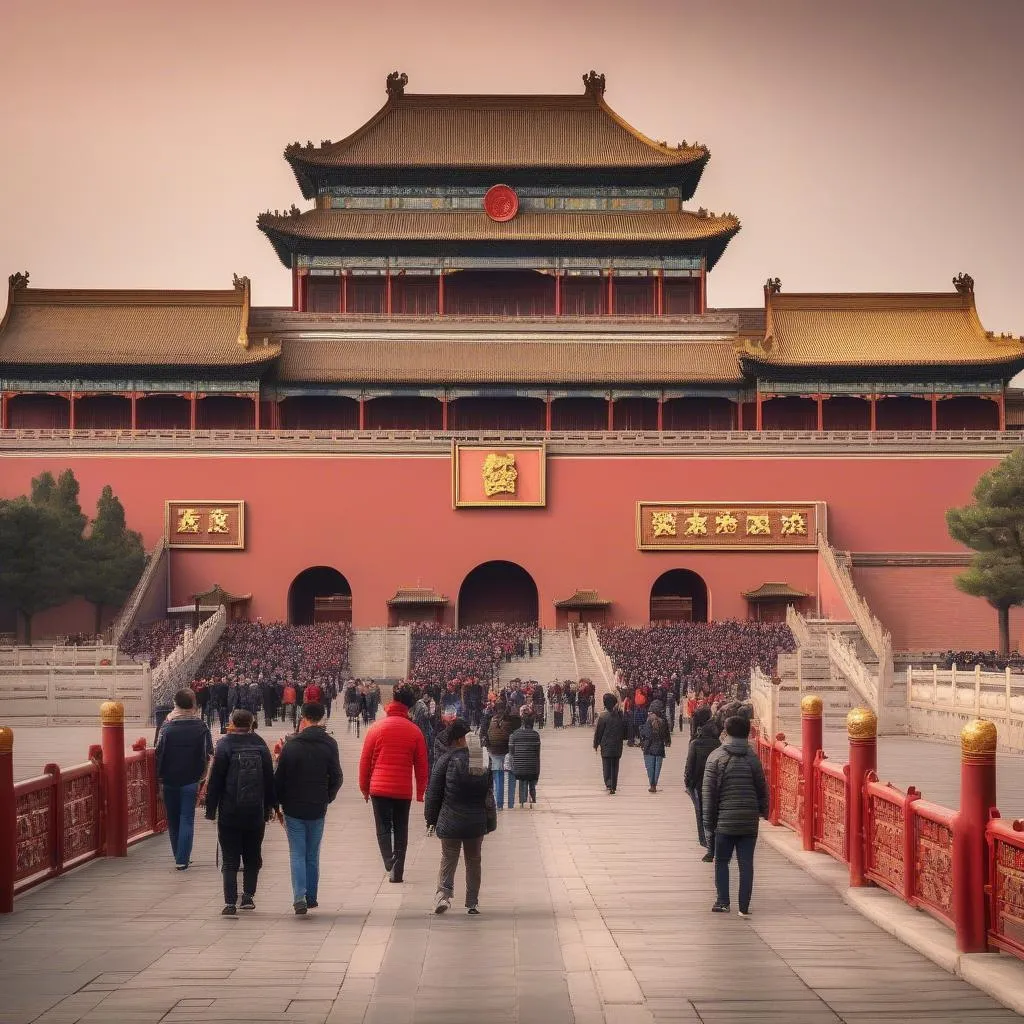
[484,184,519,222]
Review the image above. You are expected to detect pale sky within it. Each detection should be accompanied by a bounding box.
[1,0,1022,334]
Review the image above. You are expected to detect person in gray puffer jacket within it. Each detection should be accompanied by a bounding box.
[702,715,769,917]
[508,711,541,808]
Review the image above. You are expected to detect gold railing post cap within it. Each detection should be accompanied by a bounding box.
[801,695,823,717]
[846,706,878,740]
[0,726,12,753]
[961,719,997,757]
[100,700,125,725]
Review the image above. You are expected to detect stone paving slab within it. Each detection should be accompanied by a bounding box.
[1,723,1022,1023]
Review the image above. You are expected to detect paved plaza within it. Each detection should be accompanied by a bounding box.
[3,723,1022,1024]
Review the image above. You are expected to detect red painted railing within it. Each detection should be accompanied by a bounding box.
[774,739,803,833]
[909,800,956,928]
[814,753,849,862]
[987,814,1024,959]
[863,772,918,901]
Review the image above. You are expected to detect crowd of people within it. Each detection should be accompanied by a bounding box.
[925,649,1024,671]
[599,621,796,699]
[408,622,541,690]
[120,619,187,666]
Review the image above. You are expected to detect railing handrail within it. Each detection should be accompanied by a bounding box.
[817,534,891,664]
[108,537,167,647]
[827,631,879,712]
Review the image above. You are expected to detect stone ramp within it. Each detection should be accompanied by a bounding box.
[497,627,577,684]
[2,728,1021,1023]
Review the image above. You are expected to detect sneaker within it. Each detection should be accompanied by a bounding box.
[738,910,752,918]
[307,900,318,909]
[175,863,189,871]
[239,894,255,911]
[434,894,451,915]
[467,907,480,915]
[221,904,237,916]
[711,903,730,913]
[294,898,308,915]
[701,853,715,863]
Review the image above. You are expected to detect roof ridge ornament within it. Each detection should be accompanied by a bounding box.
[387,71,409,98]
[582,70,606,97]
[953,272,974,295]
[232,274,250,291]
[8,271,29,290]
[765,277,782,296]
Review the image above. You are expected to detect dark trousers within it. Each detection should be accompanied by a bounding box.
[687,786,707,847]
[216,705,228,733]
[601,755,620,792]
[371,796,411,879]
[437,836,483,907]
[714,832,757,912]
[218,820,265,906]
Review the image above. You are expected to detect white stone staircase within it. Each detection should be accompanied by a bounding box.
[571,632,605,688]
[498,628,578,684]
[349,626,410,680]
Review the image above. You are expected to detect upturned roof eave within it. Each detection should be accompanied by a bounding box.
[740,354,1024,380]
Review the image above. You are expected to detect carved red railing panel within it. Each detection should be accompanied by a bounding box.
[863,773,919,899]
[60,764,102,867]
[987,815,1024,960]
[125,751,150,842]
[813,753,848,863]
[775,741,803,833]
[14,777,56,885]
[910,800,955,927]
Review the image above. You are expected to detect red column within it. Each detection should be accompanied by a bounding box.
[656,273,664,316]
[291,266,299,311]
[253,394,261,431]
[699,262,707,313]
[815,395,824,432]
[270,399,281,430]
[545,394,553,432]
[930,395,939,432]
[0,727,14,913]
[954,719,997,953]
[869,396,878,432]
[438,273,445,317]
[755,392,764,431]
[736,399,744,431]
[0,391,8,430]
[68,390,76,431]
[385,269,393,316]
[101,701,127,857]
[189,392,197,431]
[358,397,366,431]
[441,394,449,431]
[607,395,615,431]
[801,696,824,852]
[847,707,878,887]
[338,273,345,314]
[130,392,138,431]
[657,395,664,432]
[606,270,614,316]
[997,393,1006,431]
[297,271,308,313]
[554,273,562,317]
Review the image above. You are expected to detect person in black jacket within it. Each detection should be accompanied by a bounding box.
[593,692,627,794]
[683,705,721,859]
[204,709,276,915]
[639,700,671,793]
[211,678,230,734]
[155,689,213,870]
[425,719,492,915]
[274,702,343,914]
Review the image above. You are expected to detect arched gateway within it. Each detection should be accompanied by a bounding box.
[288,566,352,625]
[650,569,709,623]
[458,561,538,627]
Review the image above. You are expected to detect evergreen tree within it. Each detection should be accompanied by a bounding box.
[0,498,73,644]
[30,469,87,593]
[947,448,1024,655]
[81,486,146,634]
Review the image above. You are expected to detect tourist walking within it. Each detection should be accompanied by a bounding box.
[639,699,671,792]
[482,701,514,809]
[508,710,541,807]
[203,709,276,915]
[702,715,769,916]
[274,702,343,914]
[425,719,493,915]
[358,683,429,883]
[593,692,627,794]
[684,704,721,858]
[155,688,213,870]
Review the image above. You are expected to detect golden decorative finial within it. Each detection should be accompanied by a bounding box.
[0,727,12,753]
[961,719,997,758]
[100,701,125,726]
[801,694,823,717]
[846,706,877,740]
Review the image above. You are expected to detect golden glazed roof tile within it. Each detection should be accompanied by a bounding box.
[257,207,740,244]
[748,290,1024,369]
[286,89,708,172]
[273,334,743,386]
[0,277,279,369]
[741,582,810,600]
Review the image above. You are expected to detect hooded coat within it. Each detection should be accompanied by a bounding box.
[702,737,769,837]
[424,747,492,840]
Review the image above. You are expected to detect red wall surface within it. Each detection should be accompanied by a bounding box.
[0,452,1003,647]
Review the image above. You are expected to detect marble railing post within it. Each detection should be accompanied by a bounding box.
[847,707,878,887]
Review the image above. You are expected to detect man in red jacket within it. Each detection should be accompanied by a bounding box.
[358,682,429,883]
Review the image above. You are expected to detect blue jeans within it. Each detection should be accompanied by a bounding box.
[714,832,757,912]
[284,815,325,904]
[643,754,664,788]
[489,754,506,808]
[162,782,198,867]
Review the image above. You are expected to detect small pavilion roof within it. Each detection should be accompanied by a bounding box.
[742,279,1024,374]
[387,588,448,606]
[256,208,740,269]
[192,585,252,606]
[554,589,612,609]
[741,583,810,601]
[285,73,709,198]
[0,273,279,370]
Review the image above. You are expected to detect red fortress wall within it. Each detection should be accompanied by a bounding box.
[0,452,1016,650]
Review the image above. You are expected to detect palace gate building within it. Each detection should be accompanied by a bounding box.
[2,71,1023,651]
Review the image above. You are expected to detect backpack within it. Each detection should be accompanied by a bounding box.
[225,746,264,816]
